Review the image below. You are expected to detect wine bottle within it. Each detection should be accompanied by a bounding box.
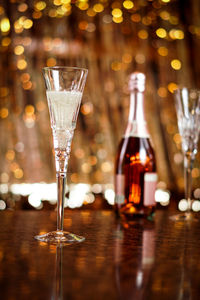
[114,72,157,219]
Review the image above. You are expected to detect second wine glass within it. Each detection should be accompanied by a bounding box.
[173,87,200,221]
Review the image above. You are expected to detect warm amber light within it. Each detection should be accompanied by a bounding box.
[77,2,89,10]
[14,45,24,55]
[82,163,92,173]
[46,57,57,67]
[87,8,96,17]
[131,14,141,22]
[171,59,181,70]
[18,3,28,12]
[138,29,148,39]
[112,8,122,18]
[93,3,104,13]
[0,108,9,119]
[161,0,170,2]
[168,82,178,93]
[192,168,200,178]
[25,105,35,116]
[53,0,62,6]
[6,150,15,161]
[2,37,11,47]
[79,21,88,30]
[17,59,27,70]
[23,19,33,29]
[111,61,122,71]
[35,1,47,10]
[101,161,112,172]
[122,53,132,64]
[156,28,167,38]
[157,46,168,56]
[157,87,167,98]
[14,168,24,179]
[123,1,134,9]
[173,133,181,144]
[0,87,9,97]
[169,29,184,40]
[1,18,10,32]
[159,11,170,20]
[112,16,123,23]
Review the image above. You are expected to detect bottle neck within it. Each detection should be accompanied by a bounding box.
[125,90,149,138]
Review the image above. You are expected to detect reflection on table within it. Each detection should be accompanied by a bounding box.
[1,209,200,299]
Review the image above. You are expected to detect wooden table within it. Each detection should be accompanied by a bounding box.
[0,209,200,300]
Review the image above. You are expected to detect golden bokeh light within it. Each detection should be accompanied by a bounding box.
[93,3,104,13]
[122,53,132,64]
[0,108,9,119]
[156,28,167,38]
[53,0,62,6]
[0,18,10,32]
[131,14,141,22]
[20,73,30,83]
[25,105,35,116]
[17,59,27,70]
[168,82,178,93]
[158,46,168,56]
[157,87,167,98]
[112,8,122,18]
[111,61,122,71]
[46,57,57,67]
[6,150,15,161]
[23,81,33,90]
[81,162,92,173]
[33,11,43,19]
[173,133,181,144]
[159,11,170,20]
[75,148,85,159]
[169,29,184,40]
[101,161,112,172]
[23,19,33,29]
[87,8,96,17]
[123,1,134,9]
[0,87,9,97]
[138,29,148,39]
[2,37,11,47]
[35,1,47,10]
[18,3,28,12]
[14,45,24,55]
[14,168,24,179]
[79,21,88,30]
[192,168,200,178]
[171,59,181,70]
[112,16,123,23]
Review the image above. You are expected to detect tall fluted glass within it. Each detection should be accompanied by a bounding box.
[35,66,88,244]
[173,87,200,220]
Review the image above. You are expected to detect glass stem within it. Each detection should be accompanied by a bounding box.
[184,153,194,212]
[56,172,66,232]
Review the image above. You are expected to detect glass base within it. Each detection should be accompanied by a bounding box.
[34,230,85,245]
[170,212,199,222]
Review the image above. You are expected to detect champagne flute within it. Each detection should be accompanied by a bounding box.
[173,87,200,220]
[35,66,88,244]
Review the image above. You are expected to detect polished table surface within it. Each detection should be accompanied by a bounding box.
[1,209,200,300]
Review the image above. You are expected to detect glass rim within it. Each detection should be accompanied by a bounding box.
[43,66,88,73]
[174,87,200,93]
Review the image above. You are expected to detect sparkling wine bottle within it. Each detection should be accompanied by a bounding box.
[114,72,157,219]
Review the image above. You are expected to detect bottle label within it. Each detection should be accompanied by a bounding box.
[125,121,150,138]
[143,173,157,207]
[115,174,125,204]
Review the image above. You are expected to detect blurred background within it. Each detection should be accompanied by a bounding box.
[0,0,199,211]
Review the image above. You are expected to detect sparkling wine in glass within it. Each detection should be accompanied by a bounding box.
[35,66,88,244]
[173,87,200,221]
